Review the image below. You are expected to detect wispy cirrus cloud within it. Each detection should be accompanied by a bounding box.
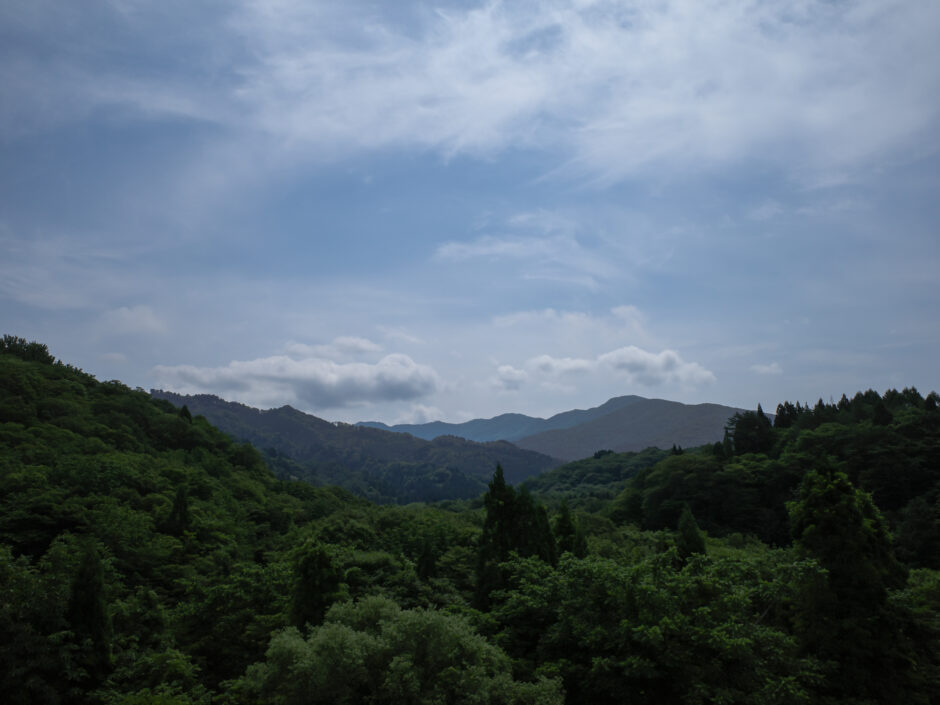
[99,305,167,336]
[436,232,615,288]
[751,362,783,376]
[5,1,937,184]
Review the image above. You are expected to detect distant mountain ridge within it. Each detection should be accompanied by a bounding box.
[359,395,647,442]
[515,399,747,461]
[151,390,559,503]
[360,395,747,461]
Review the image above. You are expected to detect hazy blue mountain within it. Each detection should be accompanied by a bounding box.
[514,399,746,461]
[151,390,560,503]
[359,395,647,442]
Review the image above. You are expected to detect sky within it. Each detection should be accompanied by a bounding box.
[2,0,939,425]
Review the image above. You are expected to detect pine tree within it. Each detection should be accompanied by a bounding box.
[676,505,705,561]
[553,500,587,558]
[475,466,556,608]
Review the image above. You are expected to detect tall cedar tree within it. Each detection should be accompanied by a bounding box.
[475,466,556,608]
[676,504,706,561]
[553,500,588,558]
[789,468,913,701]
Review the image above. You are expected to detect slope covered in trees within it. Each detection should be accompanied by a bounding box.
[2,337,939,704]
[515,398,749,461]
[152,390,559,503]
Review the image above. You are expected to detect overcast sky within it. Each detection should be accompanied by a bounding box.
[2,0,939,424]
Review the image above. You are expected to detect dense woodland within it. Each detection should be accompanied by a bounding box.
[151,391,558,504]
[1,336,939,704]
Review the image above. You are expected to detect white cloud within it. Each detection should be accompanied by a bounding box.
[751,362,783,376]
[598,346,716,386]
[152,350,440,410]
[492,364,528,391]
[10,1,936,184]
[525,354,593,376]
[495,343,715,391]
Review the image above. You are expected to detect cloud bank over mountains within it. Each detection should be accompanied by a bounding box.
[153,342,440,410]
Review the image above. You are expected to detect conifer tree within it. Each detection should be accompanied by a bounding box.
[553,501,587,558]
[475,466,556,608]
[676,505,705,561]
[788,468,909,700]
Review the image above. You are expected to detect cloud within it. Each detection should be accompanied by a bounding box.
[100,305,167,336]
[393,403,445,425]
[496,344,715,391]
[491,306,653,354]
[10,1,936,184]
[152,350,440,409]
[492,364,528,391]
[100,352,128,364]
[751,362,783,376]
[286,336,382,359]
[598,346,716,386]
[437,210,619,288]
[526,354,593,376]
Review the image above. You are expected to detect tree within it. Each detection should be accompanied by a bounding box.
[67,540,113,688]
[475,466,556,608]
[553,501,587,558]
[676,505,705,561]
[788,469,910,701]
[0,335,56,364]
[230,596,564,705]
[166,487,190,536]
[727,405,774,455]
[289,542,344,629]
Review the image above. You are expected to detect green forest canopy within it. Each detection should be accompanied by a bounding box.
[1,336,938,704]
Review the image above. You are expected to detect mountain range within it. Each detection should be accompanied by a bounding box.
[361,395,748,461]
[150,391,558,503]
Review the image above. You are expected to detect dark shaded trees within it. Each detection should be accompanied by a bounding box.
[475,466,556,609]
[727,404,774,455]
[788,469,922,702]
[289,541,344,629]
[67,540,113,689]
[553,501,587,558]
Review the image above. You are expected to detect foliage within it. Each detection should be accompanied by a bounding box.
[2,340,938,704]
[152,390,558,504]
[476,466,556,609]
[227,596,564,705]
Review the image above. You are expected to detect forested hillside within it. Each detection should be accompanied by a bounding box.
[152,390,559,503]
[514,398,749,461]
[2,337,939,704]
